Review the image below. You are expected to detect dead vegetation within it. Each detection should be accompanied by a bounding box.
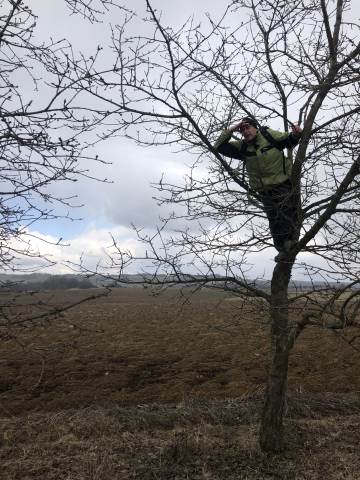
[1,393,360,479]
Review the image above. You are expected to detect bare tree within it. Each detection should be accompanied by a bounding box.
[66,0,360,452]
[0,0,125,337]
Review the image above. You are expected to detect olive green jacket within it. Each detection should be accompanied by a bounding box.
[214,127,300,191]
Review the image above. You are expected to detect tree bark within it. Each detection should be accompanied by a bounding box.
[260,261,292,452]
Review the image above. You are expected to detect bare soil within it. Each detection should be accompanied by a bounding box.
[1,287,360,479]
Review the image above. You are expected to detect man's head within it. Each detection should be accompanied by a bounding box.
[239,117,258,142]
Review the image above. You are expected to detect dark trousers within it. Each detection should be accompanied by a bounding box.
[259,180,297,252]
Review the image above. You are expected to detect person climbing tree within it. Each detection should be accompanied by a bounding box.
[214,117,302,261]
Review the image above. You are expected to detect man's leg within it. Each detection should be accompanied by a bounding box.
[277,180,297,248]
[261,181,297,252]
[261,191,284,251]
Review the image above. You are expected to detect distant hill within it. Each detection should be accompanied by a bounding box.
[0,273,96,292]
[0,272,351,292]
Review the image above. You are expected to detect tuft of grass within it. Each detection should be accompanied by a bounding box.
[84,449,116,480]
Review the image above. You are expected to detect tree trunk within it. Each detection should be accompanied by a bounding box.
[260,261,292,452]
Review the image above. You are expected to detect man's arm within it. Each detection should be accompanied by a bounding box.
[268,124,302,149]
[213,127,245,160]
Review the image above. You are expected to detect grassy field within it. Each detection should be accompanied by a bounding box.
[1,287,360,479]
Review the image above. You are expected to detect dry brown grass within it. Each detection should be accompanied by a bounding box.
[1,393,360,479]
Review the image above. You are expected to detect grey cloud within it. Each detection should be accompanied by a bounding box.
[44,138,194,229]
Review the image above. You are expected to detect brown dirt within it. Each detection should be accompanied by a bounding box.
[1,288,359,414]
[1,287,360,479]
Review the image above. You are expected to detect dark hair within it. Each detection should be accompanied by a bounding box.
[240,117,258,128]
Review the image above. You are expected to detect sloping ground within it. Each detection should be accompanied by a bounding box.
[1,392,360,479]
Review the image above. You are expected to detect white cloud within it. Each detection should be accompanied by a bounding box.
[7,225,139,275]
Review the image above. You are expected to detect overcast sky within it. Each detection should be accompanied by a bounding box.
[17,0,360,279]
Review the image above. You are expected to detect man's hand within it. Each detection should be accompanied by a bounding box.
[291,124,302,137]
[229,121,243,133]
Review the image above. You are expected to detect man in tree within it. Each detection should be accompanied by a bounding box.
[214,117,303,261]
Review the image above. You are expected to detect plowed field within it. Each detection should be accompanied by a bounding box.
[1,287,359,415]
